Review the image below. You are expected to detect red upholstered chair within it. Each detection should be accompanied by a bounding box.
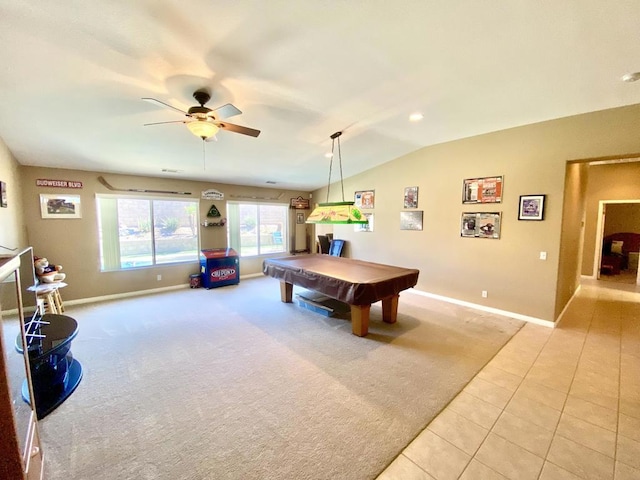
[601,255,622,275]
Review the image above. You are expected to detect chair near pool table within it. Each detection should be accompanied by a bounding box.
[328,239,345,257]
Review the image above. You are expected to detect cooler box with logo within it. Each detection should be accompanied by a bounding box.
[200,248,240,289]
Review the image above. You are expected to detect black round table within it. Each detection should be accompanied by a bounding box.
[16,313,83,419]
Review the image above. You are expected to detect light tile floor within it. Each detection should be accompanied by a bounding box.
[378,279,640,480]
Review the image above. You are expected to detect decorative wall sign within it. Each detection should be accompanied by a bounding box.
[36,178,83,189]
[400,211,423,231]
[355,213,374,232]
[404,186,418,208]
[462,176,503,204]
[461,212,502,239]
[518,194,546,221]
[39,194,82,219]
[202,189,224,200]
[0,181,6,208]
[207,204,221,217]
[290,196,310,209]
[354,190,375,209]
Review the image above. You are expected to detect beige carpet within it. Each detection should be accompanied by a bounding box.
[12,277,522,479]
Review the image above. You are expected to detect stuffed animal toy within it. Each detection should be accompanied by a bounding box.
[34,256,66,283]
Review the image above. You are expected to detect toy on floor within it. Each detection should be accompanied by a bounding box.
[34,256,66,283]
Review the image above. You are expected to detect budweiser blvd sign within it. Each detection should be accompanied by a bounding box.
[36,179,83,189]
[210,267,237,282]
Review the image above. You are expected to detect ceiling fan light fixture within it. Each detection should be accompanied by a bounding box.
[186,119,219,139]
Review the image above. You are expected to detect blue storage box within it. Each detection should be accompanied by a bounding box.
[200,248,240,289]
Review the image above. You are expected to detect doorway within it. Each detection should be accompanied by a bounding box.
[593,200,640,285]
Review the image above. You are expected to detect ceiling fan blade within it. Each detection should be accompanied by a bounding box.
[218,121,261,137]
[144,120,187,126]
[210,103,242,119]
[142,97,189,115]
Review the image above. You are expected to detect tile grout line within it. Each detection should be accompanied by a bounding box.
[452,326,534,479]
[614,296,623,477]
[457,326,557,480]
[537,298,599,480]
[376,313,532,479]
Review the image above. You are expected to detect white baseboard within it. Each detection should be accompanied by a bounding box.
[4,277,556,330]
[66,272,264,307]
[241,273,265,280]
[2,273,267,315]
[64,284,189,308]
[406,288,556,328]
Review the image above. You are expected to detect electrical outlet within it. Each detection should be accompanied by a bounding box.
[539,251,547,260]
[482,290,488,298]
[157,274,162,281]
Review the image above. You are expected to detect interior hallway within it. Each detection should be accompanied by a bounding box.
[378,278,640,479]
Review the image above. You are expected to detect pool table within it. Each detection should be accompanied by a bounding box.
[263,255,419,336]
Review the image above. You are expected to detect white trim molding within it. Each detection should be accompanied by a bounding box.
[407,288,556,328]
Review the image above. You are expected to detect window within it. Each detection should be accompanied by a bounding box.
[97,195,199,271]
[227,202,288,257]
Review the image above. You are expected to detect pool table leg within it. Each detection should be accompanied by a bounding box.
[350,305,371,336]
[381,294,400,324]
[280,281,293,303]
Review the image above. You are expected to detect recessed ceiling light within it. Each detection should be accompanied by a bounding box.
[409,112,424,122]
[621,72,640,83]
[325,152,333,158]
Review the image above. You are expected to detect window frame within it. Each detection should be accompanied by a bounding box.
[96,193,200,272]
[227,200,289,258]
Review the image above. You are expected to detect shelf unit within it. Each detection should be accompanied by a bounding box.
[200,219,226,227]
[0,248,44,480]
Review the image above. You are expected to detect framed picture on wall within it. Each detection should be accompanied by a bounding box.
[461,212,502,239]
[355,213,374,232]
[39,193,82,219]
[296,212,305,224]
[518,194,546,221]
[462,176,503,204]
[354,190,375,209]
[400,211,423,231]
[404,186,418,208]
[0,181,7,208]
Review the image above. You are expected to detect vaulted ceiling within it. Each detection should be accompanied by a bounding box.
[1,1,639,190]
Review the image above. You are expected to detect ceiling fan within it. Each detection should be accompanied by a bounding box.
[142,90,261,141]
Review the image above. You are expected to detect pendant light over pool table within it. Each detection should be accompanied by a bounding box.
[306,131,368,225]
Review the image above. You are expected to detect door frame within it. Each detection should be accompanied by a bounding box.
[593,199,640,281]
